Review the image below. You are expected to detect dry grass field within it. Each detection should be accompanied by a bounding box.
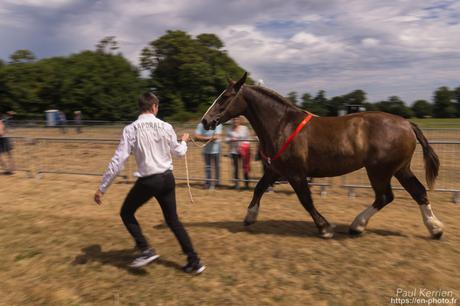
[1,174,460,306]
[1,125,459,306]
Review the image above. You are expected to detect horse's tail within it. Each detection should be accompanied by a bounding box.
[410,122,439,190]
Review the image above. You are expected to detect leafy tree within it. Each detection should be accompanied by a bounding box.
[196,34,224,49]
[300,90,328,116]
[453,86,460,117]
[300,93,313,108]
[0,50,146,119]
[139,46,156,71]
[412,100,433,118]
[327,96,345,116]
[363,102,377,112]
[314,90,328,105]
[139,30,250,119]
[374,96,413,118]
[342,89,366,105]
[286,91,298,105]
[96,36,119,54]
[9,49,36,64]
[1,32,250,121]
[433,86,456,118]
[59,51,145,120]
[0,59,45,114]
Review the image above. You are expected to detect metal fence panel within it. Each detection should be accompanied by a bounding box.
[340,141,460,202]
[7,128,460,201]
[7,137,34,177]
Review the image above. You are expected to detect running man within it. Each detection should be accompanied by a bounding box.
[94,92,205,274]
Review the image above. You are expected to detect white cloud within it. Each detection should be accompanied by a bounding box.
[2,0,75,8]
[0,0,459,103]
[361,38,379,47]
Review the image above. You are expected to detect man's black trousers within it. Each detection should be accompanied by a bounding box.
[120,170,198,262]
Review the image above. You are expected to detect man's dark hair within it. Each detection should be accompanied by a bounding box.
[138,92,159,112]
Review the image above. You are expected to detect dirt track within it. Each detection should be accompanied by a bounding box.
[0,173,459,306]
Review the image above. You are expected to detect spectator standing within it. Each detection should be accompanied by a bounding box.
[226,117,251,190]
[3,111,15,131]
[74,111,82,134]
[194,122,223,189]
[58,111,67,134]
[0,119,16,175]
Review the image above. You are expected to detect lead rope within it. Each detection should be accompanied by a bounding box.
[184,150,194,203]
[189,131,216,148]
[184,130,216,203]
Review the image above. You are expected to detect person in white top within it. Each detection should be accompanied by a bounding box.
[94,92,205,274]
[226,116,251,189]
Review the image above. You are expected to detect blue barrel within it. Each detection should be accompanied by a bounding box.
[45,110,59,127]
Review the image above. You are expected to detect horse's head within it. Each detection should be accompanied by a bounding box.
[201,72,247,130]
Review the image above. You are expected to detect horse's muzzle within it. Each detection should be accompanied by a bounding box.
[202,118,218,130]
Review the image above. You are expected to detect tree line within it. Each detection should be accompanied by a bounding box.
[0,30,459,121]
[0,31,248,121]
[0,48,144,120]
[287,87,460,119]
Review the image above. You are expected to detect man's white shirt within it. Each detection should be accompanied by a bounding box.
[99,113,187,193]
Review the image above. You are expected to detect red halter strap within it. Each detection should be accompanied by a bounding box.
[260,113,313,164]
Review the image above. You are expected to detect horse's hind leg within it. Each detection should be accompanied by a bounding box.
[350,167,394,235]
[395,167,444,239]
[244,168,280,226]
[289,177,334,238]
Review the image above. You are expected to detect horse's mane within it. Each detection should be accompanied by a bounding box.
[248,85,302,110]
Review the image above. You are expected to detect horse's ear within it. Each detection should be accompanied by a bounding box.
[234,72,247,92]
[226,75,235,85]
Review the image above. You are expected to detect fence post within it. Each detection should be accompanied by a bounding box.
[320,185,327,197]
[35,138,44,179]
[348,187,356,199]
[453,192,460,205]
[25,137,36,178]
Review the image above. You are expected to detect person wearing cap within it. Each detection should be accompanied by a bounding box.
[94,92,205,274]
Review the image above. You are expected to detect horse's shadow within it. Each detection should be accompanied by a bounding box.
[155,220,406,240]
[72,245,182,275]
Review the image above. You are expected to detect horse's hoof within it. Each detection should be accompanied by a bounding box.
[431,231,443,240]
[244,210,258,226]
[320,232,334,239]
[243,219,255,226]
[349,228,363,236]
[319,227,334,239]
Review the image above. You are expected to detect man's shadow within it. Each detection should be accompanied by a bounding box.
[72,245,182,275]
[154,220,406,240]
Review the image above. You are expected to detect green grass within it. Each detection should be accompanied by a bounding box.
[410,118,460,128]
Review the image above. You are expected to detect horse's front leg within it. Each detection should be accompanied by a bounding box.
[289,177,334,238]
[244,167,280,226]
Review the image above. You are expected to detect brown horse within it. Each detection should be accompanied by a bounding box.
[202,73,443,239]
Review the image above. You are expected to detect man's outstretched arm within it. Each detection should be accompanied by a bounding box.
[94,126,133,204]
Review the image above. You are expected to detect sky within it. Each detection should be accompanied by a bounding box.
[1,0,459,104]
